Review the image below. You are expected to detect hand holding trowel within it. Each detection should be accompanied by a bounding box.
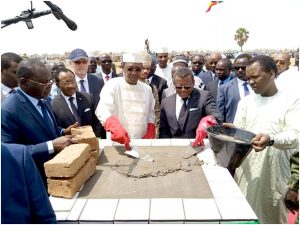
[183,115,217,159]
[104,115,139,158]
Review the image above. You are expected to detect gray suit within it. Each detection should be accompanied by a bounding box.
[199,71,215,86]
[217,78,241,123]
[159,89,223,138]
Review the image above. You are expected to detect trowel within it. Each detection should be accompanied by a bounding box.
[124,146,140,158]
[124,144,154,162]
[183,146,204,159]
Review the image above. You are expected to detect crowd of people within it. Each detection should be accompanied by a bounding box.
[1,47,299,224]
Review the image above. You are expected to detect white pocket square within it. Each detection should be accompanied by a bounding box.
[189,108,199,112]
[84,108,91,112]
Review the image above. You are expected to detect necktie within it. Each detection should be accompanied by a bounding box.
[219,81,224,86]
[105,75,110,81]
[178,98,188,131]
[68,97,81,124]
[8,89,16,94]
[79,80,87,93]
[243,82,250,96]
[38,100,56,134]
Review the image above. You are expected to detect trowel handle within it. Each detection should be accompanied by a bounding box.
[125,142,131,151]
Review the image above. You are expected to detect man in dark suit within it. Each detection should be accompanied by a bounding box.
[148,57,168,103]
[1,52,23,102]
[217,54,252,123]
[160,67,223,138]
[1,143,57,224]
[206,58,234,101]
[52,68,102,137]
[98,53,119,83]
[69,48,104,107]
[1,58,77,187]
[199,53,222,86]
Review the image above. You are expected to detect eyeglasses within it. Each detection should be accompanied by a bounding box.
[175,85,193,90]
[101,60,112,64]
[126,67,142,72]
[26,78,54,86]
[234,66,246,70]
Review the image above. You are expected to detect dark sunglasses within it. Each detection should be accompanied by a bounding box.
[175,85,193,90]
[126,67,142,72]
[101,60,112,64]
[234,66,246,70]
[192,61,203,65]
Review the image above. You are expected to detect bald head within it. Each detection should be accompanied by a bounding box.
[273,52,290,75]
[207,52,222,73]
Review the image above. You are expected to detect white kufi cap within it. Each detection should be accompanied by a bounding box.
[122,53,142,63]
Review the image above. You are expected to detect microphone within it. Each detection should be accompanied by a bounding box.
[44,1,77,31]
[1,10,52,27]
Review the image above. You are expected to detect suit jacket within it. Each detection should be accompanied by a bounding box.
[149,74,168,103]
[52,91,102,137]
[1,143,56,224]
[206,76,234,102]
[159,89,223,138]
[198,71,214,86]
[161,86,175,100]
[87,73,104,107]
[99,71,119,79]
[217,78,241,123]
[1,89,62,185]
[206,79,219,101]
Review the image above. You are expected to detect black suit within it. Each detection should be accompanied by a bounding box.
[159,89,223,138]
[51,91,102,137]
[149,74,168,103]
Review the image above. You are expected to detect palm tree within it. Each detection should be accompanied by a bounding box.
[234,28,249,52]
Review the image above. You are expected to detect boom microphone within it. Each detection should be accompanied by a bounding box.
[44,1,77,31]
[1,10,52,27]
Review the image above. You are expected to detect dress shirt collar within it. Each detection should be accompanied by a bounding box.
[1,84,15,96]
[18,88,40,107]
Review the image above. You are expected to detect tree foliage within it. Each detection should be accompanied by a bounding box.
[234,27,249,51]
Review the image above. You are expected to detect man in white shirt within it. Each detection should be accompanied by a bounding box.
[232,55,299,224]
[96,53,155,149]
[1,52,23,102]
[69,48,104,107]
[154,47,173,86]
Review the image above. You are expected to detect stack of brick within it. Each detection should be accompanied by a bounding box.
[44,143,97,198]
[71,126,100,160]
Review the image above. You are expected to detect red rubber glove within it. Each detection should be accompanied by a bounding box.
[104,115,131,150]
[142,123,156,139]
[192,115,217,147]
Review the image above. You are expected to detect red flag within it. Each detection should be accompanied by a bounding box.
[206,1,223,13]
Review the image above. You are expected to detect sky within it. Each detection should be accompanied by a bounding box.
[0,0,299,55]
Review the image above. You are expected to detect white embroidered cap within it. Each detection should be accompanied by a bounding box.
[122,53,142,63]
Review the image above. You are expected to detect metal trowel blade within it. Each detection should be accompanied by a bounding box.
[124,147,140,158]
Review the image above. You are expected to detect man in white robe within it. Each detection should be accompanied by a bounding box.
[233,55,299,224]
[96,53,155,149]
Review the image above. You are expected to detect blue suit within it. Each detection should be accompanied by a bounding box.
[217,78,241,123]
[1,143,57,223]
[1,89,62,185]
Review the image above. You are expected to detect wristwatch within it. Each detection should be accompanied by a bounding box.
[268,136,274,146]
